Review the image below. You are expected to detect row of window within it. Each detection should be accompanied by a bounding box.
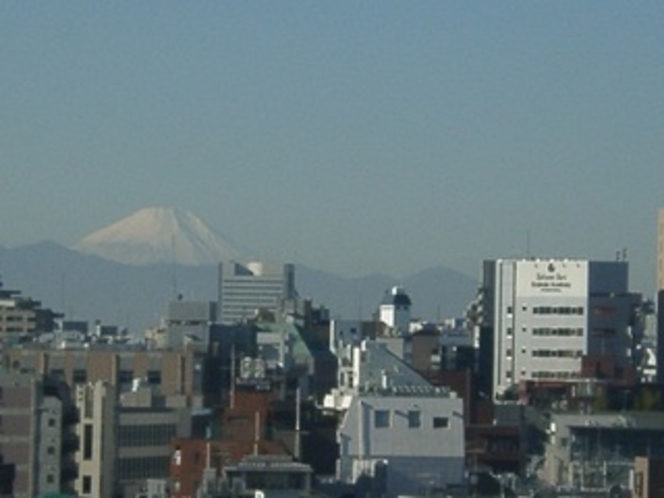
[532,371,581,379]
[507,306,585,315]
[531,349,583,358]
[506,370,581,380]
[506,327,585,337]
[373,409,449,430]
[0,326,31,333]
[0,315,30,322]
[117,456,170,480]
[532,327,583,337]
[532,306,584,315]
[505,349,582,358]
[50,368,162,385]
[117,424,177,447]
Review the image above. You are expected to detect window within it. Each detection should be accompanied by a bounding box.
[118,370,133,384]
[433,416,449,429]
[147,370,162,385]
[407,410,421,428]
[73,369,87,384]
[50,368,65,380]
[83,424,93,460]
[374,409,390,428]
[82,475,92,494]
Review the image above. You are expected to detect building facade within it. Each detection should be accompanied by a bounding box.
[324,340,465,497]
[165,299,216,349]
[658,208,664,291]
[480,259,642,400]
[0,282,60,350]
[217,261,297,324]
[4,345,205,402]
[75,381,116,497]
[75,380,192,497]
[0,371,77,497]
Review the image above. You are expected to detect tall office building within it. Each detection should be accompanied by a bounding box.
[658,209,664,291]
[479,259,642,401]
[657,209,664,383]
[217,261,297,324]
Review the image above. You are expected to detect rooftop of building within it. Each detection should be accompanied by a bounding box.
[379,286,412,306]
[224,454,312,473]
[552,411,664,431]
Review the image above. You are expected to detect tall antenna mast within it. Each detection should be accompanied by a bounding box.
[171,235,178,299]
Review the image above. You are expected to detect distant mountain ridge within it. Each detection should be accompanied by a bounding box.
[75,207,248,266]
[0,242,478,333]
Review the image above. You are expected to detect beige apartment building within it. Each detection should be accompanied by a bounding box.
[4,345,205,401]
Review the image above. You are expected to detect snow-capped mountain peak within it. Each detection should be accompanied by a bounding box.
[75,207,246,266]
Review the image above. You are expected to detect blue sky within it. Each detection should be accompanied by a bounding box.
[1,2,663,293]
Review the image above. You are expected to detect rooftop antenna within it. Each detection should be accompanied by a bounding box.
[171,235,178,299]
[526,229,531,259]
[230,343,236,409]
[295,382,301,460]
[60,272,66,317]
[253,410,260,455]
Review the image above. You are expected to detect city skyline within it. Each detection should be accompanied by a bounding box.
[2,2,663,294]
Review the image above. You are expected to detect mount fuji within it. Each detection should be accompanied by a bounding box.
[0,207,477,331]
[75,207,248,266]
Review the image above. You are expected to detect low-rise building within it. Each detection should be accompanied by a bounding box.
[543,412,664,493]
[0,370,77,497]
[4,343,205,404]
[75,380,191,497]
[325,340,465,497]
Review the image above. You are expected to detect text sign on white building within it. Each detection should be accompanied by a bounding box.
[515,261,588,298]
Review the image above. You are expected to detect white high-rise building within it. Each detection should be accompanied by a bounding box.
[217,261,297,324]
[658,208,664,291]
[479,259,642,401]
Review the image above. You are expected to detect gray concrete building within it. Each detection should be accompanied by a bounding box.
[75,380,192,497]
[217,261,297,324]
[0,370,77,497]
[165,299,216,349]
[324,340,465,497]
[543,412,664,493]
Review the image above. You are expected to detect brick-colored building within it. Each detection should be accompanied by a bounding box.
[170,385,293,497]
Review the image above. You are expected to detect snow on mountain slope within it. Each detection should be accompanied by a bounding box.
[75,207,246,266]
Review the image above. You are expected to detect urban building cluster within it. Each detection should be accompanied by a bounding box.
[3,213,664,497]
